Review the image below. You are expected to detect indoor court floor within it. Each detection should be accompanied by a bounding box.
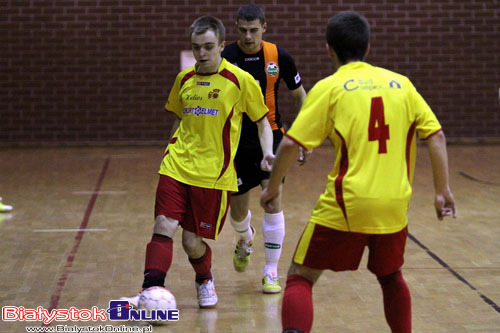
[0,144,499,332]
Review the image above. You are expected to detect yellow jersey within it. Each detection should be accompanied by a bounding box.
[287,62,441,234]
[160,59,268,191]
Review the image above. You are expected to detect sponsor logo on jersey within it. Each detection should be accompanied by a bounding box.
[344,79,383,92]
[183,106,219,116]
[185,94,202,101]
[196,81,210,86]
[208,89,221,99]
[245,57,260,61]
[294,73,301,84]
[389,80,401,88]
[344,79,358,91]
[265,61,279,76]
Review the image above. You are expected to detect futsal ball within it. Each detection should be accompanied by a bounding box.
[138,286,177,312]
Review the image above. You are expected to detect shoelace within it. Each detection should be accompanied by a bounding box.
[199,281,215,297]
[236,240,253,259]
[264,274,279,283]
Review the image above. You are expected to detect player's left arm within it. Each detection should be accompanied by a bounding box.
[289,86,312,165]
[411,80,457,221]
[280,47,312,165]
[426,130,457,220]
[290,85,307,112]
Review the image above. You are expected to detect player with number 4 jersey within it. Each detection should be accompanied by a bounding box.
[288,61,441,234]
[261,11,456,332]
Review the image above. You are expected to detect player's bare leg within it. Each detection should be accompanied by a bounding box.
[282,263,322,332]
[230,192,255,272]
[182,230,217,308]
[260,180,284,293]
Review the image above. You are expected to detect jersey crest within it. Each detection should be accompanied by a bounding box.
[265,61,279,76]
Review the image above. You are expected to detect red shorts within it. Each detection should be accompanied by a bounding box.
[154,175,231,240]
[293,223,408,277]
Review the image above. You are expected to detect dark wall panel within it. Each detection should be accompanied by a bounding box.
[1,0,499,143]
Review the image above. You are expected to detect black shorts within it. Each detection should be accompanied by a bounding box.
[233,129,283,196]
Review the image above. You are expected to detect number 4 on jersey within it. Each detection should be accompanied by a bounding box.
[368,97,390,154]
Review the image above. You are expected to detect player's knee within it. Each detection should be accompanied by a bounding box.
[153,215,179,238]
[181,231,203,256]
[230,208,248,222]
[377,270,403,287]
[287,263,322,285]
[262,187,282,213]
[231,209,251,228]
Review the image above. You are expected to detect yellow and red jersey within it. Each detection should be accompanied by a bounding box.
[160,58,268,191]
[287,62,441,234]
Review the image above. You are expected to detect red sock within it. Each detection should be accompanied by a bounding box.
[282,274,314,332]
[142,233,173,289]
[189,242,213,282]
[377,270,412,333]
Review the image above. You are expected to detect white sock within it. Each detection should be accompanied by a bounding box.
[262,211,285,277]
[230,210,253,242]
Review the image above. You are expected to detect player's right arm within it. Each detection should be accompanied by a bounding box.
[260,136,299,211]
[168,118,180,140]
[256,116,274,171]
[240,69,274,171]
[164,72,185,152]
[426,130,457,220]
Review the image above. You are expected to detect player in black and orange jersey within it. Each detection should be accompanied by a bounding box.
[222,4,307,294]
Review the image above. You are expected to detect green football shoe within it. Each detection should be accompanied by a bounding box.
[233,226,255,272]
[0,197,13,213]
[262,274,282,294]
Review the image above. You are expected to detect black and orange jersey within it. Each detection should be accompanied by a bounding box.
[222,40,302,149]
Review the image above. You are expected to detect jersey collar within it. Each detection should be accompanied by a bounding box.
[195,58,227,76]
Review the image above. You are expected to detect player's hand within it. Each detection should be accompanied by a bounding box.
[435,190,457,220]
[298,147,312,165]
[261,186,279,211]
[260,153,275,172]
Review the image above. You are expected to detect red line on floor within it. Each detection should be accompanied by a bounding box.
[47,157,110,313]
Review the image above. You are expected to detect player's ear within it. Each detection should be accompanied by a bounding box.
[220,40,226,52]
[364,43,370,59]
[262,22,267,33]
[326,43,335,57]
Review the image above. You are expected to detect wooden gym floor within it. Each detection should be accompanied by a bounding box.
[0,144,499,332]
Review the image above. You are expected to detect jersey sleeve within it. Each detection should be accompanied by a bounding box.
[164,73,183,118]
[242,73,269,121]
[286,79,334,150]
[278,47,302,91]
[409,84,442,139]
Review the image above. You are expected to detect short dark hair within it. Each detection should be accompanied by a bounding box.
[326,11,370,63]
[189,16,226,44]
[236,4,265,24]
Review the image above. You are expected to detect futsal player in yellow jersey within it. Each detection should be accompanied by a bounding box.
[122,16,274,310]
[261,11,457,333]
